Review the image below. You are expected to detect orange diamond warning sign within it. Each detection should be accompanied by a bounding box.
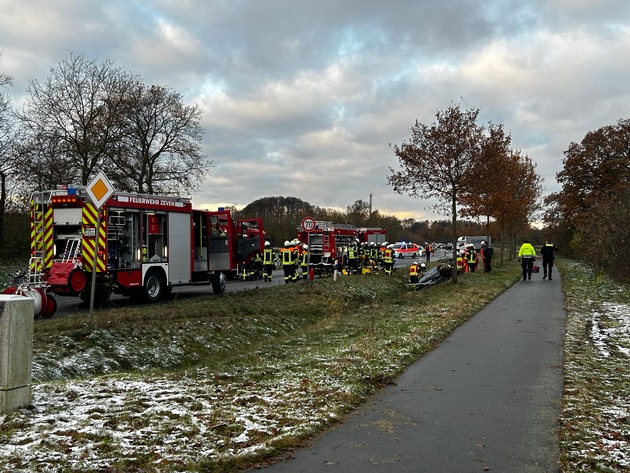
[86,171,115,208]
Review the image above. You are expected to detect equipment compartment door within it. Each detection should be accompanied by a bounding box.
[168,212,192,283]
[208,214,230,270]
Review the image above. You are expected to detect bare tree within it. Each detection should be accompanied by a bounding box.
[15,52,137,191]
[388,104,485,282]
[0,56,14,244]
[111,83,211,194]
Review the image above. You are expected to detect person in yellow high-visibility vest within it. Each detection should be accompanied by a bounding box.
[408,261,420,284]
[348,241,359,275]
[518,240,537,281]
[464,244,478,273]
[280,240,296,284]
[300,244,309,280]
[383,244,394,275]
[262,241,275,282]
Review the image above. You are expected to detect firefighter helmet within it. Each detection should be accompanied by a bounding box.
[303,244,308,250]
[420,263,426,270]
[265,241,271,247]
[284,240,290,246]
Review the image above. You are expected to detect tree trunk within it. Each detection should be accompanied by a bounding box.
[499,225,505,265]
[451,189,458,284]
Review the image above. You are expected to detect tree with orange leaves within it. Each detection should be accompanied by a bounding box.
[388,104,484,283]
[461,124,542,262]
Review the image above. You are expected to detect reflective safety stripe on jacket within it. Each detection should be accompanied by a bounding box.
[263,248,274,264]
[518,243,536,258]
[348,246,358,259]
[466,250,477,263]
[384,249,393,262]
[409,264,419,276]
[281,248,293,265]
[300,251,309,266]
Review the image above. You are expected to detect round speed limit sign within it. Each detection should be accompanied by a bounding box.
[301,216,316,232]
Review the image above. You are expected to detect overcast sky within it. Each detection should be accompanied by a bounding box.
[2,0,630,221]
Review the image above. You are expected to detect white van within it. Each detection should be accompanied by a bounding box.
[456,236,490,252]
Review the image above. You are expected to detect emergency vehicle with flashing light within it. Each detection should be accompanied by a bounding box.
[391,242,422,259]
[2,186,264,317]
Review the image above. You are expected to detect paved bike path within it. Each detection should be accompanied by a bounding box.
[258,271,565,472]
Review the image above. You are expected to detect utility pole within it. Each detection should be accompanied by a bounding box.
[369,192,373,214]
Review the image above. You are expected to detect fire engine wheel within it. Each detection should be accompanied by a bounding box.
[211,272,226,295]
[143,270,166,303]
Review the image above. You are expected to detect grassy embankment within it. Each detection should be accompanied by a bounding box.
[1,261,521,472]
[557,259,630,472]
[2,258,628,471]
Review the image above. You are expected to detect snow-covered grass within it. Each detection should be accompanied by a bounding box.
[558,260,630,472]
[1,259,628,472]
[0,264,516,472]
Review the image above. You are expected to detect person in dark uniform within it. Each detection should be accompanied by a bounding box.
[540,239,559,280]
[480,241,494,272]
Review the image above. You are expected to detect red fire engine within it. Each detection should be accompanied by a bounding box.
[3,186,264,317]
[297,221,358,274]
[357,227,388,245]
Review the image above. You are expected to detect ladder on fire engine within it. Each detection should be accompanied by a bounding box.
[30,191,47,268]
[60,238,82,263]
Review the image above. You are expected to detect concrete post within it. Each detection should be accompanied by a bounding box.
[0,294,34,414]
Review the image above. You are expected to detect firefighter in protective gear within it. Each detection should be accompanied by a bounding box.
[281,241,297,283]
[408,261,420,284]
[368,242,377,270]
[359,243,367,269]
[300,244,309,280]
[419,262,427,273]
[383,244,394,275]
[378,242,387,270]
[348,241,359,274]
[465,243,478,273]
[262,241,275,282]
[518,240,537,281]
[252,251,263,279]
[457,250,466,273]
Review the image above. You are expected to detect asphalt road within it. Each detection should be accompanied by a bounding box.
[255,269,565,472]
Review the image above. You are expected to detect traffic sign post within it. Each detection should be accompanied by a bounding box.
[85,171,115,320]
[301,217,316,233]
[301,217,316,283]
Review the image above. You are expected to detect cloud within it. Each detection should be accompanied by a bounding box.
[2,0,630,222]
